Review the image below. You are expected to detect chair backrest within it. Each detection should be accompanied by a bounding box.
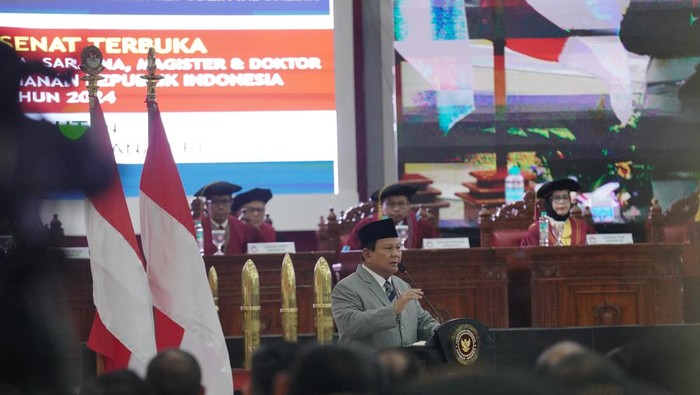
[646,189,699,243]
[316,201,375,251]
[479,190,539,248]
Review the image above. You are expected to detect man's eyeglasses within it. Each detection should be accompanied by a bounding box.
[384,201,410,209]
[242,207,265,214]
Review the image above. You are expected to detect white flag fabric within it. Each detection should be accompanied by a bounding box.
[139,99,233,394]
[85,99,156,375]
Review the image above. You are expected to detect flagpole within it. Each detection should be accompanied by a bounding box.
[80,45,106,375]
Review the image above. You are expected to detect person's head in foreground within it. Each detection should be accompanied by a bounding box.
[146,348,204,395]
[287,344,384,395]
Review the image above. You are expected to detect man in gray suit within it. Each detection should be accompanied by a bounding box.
[331,218,439,350]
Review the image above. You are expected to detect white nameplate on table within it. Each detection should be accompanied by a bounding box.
[247,242,296,254]
[586,233,633,245]
[57,247,91,259]
[422,237,470,249]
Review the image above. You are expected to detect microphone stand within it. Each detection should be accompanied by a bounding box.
[398,263,444,323]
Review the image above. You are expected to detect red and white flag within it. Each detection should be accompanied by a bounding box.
[85,99,157,375]
[139,99,233,394]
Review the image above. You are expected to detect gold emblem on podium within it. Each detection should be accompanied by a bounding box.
[451,324,479,365]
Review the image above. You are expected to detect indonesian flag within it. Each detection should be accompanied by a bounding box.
[139,99,233,394]
[85,99,156,375]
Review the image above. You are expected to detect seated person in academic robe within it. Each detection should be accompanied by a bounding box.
[331,218,439,350]
[521,178,595,246]
[194,181,252,255]
[346,183,440,250]
[232,188,277,243]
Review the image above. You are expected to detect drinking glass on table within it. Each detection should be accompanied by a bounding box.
[211,229,226,255]
[395,224,409,250]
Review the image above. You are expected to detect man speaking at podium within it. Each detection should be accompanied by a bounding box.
[331,218,439,350]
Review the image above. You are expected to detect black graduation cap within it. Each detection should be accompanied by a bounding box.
[193,181,242,200]
[536,178,581,199]
[370,183,419,202]
[231,188,273,213]
[358,218,399,248]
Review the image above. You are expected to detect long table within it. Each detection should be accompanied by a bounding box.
[524,244,684,327]
[62,243,685,341]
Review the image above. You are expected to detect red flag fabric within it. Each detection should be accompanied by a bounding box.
[85,98,156,375]
[139,99,233,394]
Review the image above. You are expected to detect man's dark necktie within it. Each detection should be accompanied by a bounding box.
[384,280,396,302]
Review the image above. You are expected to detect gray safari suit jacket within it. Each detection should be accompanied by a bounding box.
[331,264,439,350]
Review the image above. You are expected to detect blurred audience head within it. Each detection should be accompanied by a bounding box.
[0,42,60,110]
[146,349,204,395]
[396,368,558,395]
[287,344,384,395]
[609,334,700,394]
[539,344,668,394]
[0,43,112,395]
[376,348,420,386]
[80,369,151,395]
[246,341,299,395]
[535,340,587,377]
[540,351,629,392]
[0,44,111,245]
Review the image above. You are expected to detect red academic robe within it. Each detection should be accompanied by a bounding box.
[520,216,593,247]
[202,215,250,255]
[346,213,441,250]
[246,222,277,243]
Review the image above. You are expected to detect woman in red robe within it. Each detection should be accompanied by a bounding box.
[521,178,594,246]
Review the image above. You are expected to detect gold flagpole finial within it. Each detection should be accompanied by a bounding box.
[140,47,164,102]
[79,45,104,108]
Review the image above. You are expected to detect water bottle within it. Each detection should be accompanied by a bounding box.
[538,212,550,247]
[505,165,525,204]
[194,219,204,254]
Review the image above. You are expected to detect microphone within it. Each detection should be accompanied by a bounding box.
[397,262,443,323]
